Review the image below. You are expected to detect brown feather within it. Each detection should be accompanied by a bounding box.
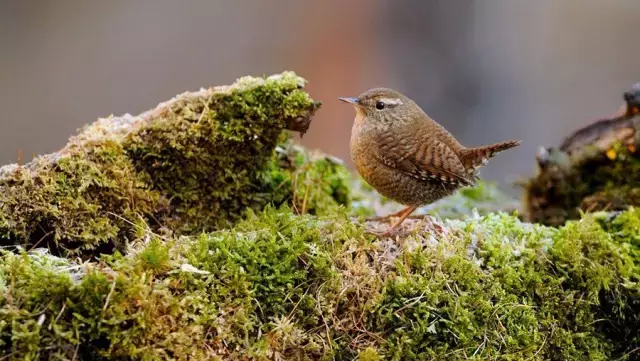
[342,86,521,235]
[376,120,475,186]
[459,140,521,172]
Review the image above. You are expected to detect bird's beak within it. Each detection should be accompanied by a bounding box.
[338,97,360,106]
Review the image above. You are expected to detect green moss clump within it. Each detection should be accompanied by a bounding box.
[361,212,638,361]
[2,206,638,360]
[602,207,640,268]
[526,139,640,227]
[0,142,165,255]
[357,347,382,361]
[0,72,353,258]
[0,206,339,360]
[262,142,353,217]
[123,74,323,233]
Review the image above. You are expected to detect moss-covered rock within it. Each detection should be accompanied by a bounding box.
[1,206,639,360]
[0,72,352,258]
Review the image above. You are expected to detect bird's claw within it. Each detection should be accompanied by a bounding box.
[365,208,410,222]
[365,215,391,222]
[366,214,444,239]
[364,228,396,238]
[378,229,398,238]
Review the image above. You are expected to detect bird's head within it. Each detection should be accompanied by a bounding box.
[339,87,418,126]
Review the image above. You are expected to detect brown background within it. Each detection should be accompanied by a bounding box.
[1,0,639,194]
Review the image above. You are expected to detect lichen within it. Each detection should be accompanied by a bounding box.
[1,206,638,360]
[0,72,352,258]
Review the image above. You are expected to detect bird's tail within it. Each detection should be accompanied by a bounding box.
[459,139,521,174]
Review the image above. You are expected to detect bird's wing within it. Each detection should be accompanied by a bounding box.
[376,131,475,187]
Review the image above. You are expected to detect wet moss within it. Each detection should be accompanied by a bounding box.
[1,206,638,360]
[0,72,352,258]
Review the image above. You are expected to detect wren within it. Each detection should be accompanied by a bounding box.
[339,88,521,236]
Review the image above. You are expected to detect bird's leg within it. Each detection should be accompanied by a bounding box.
[380,205,418,237]
[367,206,415,222]
[406,214,429,220]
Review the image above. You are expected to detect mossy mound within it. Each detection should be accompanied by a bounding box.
[1,206,639,360]
[0,73,352,258]
[3,73,640,360]
[525,113,640,227]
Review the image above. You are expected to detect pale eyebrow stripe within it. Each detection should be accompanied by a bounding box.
[379,97,403,106]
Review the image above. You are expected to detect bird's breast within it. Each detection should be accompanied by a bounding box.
[349,111,364,147]
[349,113,369,160]
[350,117,385,186]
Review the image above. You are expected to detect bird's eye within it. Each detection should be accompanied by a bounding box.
[375,101,385,110]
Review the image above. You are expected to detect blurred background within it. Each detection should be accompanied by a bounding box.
[1,0,639,194]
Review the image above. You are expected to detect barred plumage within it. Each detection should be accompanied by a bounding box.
[340,88,521,236]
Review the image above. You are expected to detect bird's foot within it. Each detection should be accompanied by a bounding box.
[406,214,444,234]
[365,228,394,238]
[368,208,417,239]
[365,228,402,240]
[366,214,444,238]
[366,207,412,222]
[374,226,401,238]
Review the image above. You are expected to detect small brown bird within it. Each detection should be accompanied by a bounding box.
[340,88,521,236]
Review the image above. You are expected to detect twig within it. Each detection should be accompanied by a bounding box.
[28,230,54,252]
[102,279,117,313]
[301,182,311,214]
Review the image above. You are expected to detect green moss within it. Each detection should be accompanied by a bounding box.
[357,347,382,361]
[0,141,165,255]
[1,207,638,360]
[0,206,339,360]
[602,207,640,266]
[262,142,353,217]
[123,73,322,233]
[0,72,352,258]
[2,72,639,360]
[526,142,640,226]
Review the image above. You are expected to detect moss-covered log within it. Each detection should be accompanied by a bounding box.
[1,206,639,361]
[524,83,640,226]
[0,72,353,257]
